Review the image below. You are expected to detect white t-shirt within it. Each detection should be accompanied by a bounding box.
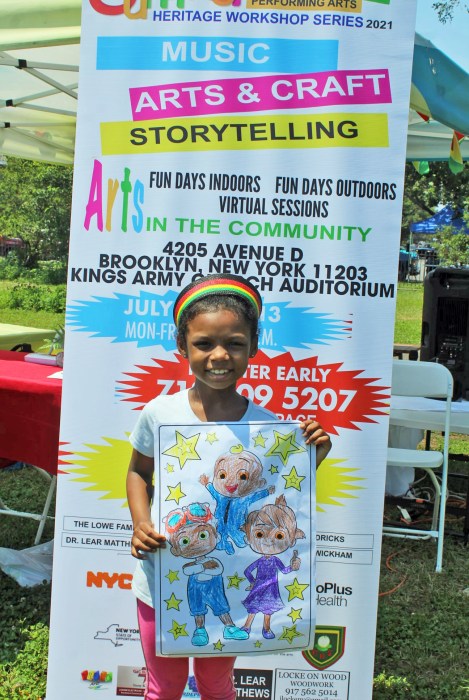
[129,389,277,607]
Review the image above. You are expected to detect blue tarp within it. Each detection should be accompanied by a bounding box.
[410,205,469,234]
[412,34,469,137]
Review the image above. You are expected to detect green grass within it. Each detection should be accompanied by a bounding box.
[376,537,469,700]
[0,467,54,669]
[0,280,64,330]
[0,307,64,330]
[394,283,424,345]
[0,623,49,700]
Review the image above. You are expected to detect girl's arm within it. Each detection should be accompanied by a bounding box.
[126,448,166,559]
[299,420,332,468]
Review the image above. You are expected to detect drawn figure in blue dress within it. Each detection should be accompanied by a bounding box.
[199,447,274,555]
[240,495,305,640]
[165,502,249,647]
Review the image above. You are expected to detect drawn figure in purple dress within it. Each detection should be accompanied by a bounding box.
[240,495,305,640]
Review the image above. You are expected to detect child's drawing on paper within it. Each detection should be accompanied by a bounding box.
[199,448,275,555]
[241,495,305,640]
[164,503,249,647]
[154,421,316,656]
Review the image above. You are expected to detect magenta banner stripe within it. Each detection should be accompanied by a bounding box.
[129,69,391,121]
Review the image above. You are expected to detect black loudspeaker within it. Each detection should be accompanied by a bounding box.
[421,267,469,400]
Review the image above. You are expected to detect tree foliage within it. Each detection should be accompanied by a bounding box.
[401,162,469,237]
[433,0,469,23]
[0,157,73,266]
[434,228,469,265]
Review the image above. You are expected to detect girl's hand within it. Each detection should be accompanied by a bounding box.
[299,419,332,468]
[131,520,166,559]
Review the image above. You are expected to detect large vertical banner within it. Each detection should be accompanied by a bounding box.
[47,1,417,699]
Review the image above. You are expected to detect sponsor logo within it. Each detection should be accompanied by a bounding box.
[81,668,113,688]
[94,623,140,646]
[183,675,200,698]
[89,0,189,16]
[86,571,133,589]
[302,626,346,670]
[89,0,389,17]
[116,666,147,696]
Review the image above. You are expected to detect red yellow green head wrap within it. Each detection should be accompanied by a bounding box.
[173,274,262,327]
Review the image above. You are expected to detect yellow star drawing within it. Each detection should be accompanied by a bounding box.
[166,570,180,584]
[163,431,201,468]
[213,640,225,651]
[282,466,305,491]
[166,482,186,504]
[269,464,278,475]
[279,624,303,644]
[265,430,306,466]
[227,573,245,589]
[164,593,183,611]
[285,578,309,601]
[168,620,189,640]
[288,608,303,623]
[165,463,174,474]
[254,640,263,648]
[206,432,218,444]
[253,431,267,448]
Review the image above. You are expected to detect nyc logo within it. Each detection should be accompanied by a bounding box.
[89,0,242,16]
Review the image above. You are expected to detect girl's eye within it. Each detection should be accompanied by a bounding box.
[179,536,190,547]
[275,531,285,540]
[238,470,249,481]
[218,471,227,480]
[255,530,264,538]
[198,530,209,540]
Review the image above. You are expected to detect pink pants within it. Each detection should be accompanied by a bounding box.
[137,599,236,700]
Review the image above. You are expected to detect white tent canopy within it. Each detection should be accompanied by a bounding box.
[0,0,80,164]
[0,0,468,165]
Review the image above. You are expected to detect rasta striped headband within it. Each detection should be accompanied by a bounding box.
[173,274,262,327]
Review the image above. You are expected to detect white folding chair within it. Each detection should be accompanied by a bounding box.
[0,464,56,545]
[384,360,453,572]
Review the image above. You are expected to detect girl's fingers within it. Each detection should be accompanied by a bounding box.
[131,524,166,558]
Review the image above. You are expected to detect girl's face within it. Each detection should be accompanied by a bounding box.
[248,513,294,555]
[178,309,257,393]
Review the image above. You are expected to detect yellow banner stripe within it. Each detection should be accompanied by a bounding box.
[101,113,388,155]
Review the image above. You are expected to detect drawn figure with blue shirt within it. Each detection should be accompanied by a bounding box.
[199,448,274,555]
[165,503,249,647]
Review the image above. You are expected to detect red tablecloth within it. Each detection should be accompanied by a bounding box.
[0,350,62,473]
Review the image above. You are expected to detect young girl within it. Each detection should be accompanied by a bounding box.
[126,273,331,700]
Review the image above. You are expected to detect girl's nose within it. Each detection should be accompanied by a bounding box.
[210,344,229,360]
